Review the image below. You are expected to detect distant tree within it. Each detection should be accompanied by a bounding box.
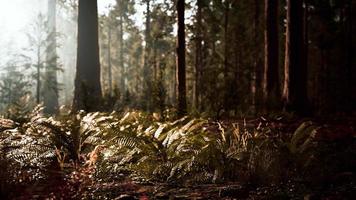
[107,13,113,96]
[150,3,175,111]
[73,0,102,111]
[43,0,59,114]
[176,0,187,116]
[263,0,280,111]
[193,0,203,111]
[253,0,263,114]
[0,64,30,111]
[23,13,50,105]
[223,0,231,110]
[142,0,153,111]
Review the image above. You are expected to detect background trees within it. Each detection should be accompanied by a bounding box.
[44,0,59,114]
[0,0,354,117]
[283,0,308,115]
[264,0,280,112]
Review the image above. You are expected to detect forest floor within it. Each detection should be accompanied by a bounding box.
[2,114,356,199]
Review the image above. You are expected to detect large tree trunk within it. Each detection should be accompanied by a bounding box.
[176,0,187,116]
[73,0,102,112]
[283,0,308,115]
[263,0,280,111]
[253,0,262,114]
[142,0,152,111]
[344,0,354,111]
[44,0,59,114]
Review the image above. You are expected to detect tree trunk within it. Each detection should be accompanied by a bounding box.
[344,0,353,111]
[73,0,102,112]
[37,46,41,105]
[193,0,203,111]
[44,0,59,114]
[143,0,152,111]
[176,0,187,116]
[108,22,112,96]
[253,0,261,114]
[223,0,230,111]
[303,0,308,80]
[119,14,125,95]
[263,0,280,111]
[283,0,308,115]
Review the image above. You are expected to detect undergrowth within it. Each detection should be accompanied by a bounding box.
[1,106,355,198]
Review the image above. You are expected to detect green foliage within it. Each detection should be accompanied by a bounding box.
[288,121,318,155]
[2,108,354,194]
[0,106,55,185]
[0,65,31,112]
[91,112,288,184]
[2,94,37,123]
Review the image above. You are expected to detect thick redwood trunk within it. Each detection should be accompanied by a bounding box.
[263,0,280,111]
[283,0,308,115]
[176,0,187,116]
[73,0,102,112]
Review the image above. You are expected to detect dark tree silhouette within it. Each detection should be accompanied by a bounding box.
[283,0,308,115]
[73,0,102,111]
[176,0,187,116]
[263,0,280,111]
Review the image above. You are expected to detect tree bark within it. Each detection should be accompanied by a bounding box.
[73,0,102,112]
[176,0,187,116]
[263,0,280,111]
[283,0,308,115]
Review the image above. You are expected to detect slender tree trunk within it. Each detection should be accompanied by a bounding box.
[153,40,157,81]
[44,0,59,114]
[303,0,308,78]
[193,0,203,111]
[263,0,280,111]
[73,0,102,112]
[283,0,308,115]
[344,0,353,111]
[176,0,187,116]
[108,22,112,96]
[223,0,230,111]
[119,14,125,95]
[37,46,41,104]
